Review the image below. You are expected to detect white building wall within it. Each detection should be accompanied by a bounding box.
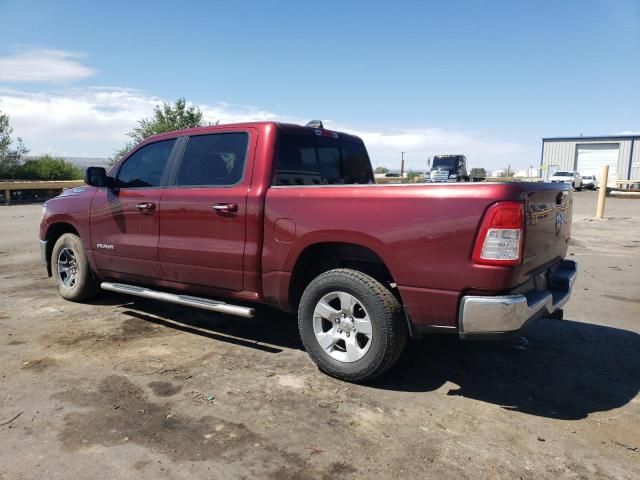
[514,168,538,177]
[542,138,635,181]
[630,139,640,180]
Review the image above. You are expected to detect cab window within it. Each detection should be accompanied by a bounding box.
[116,139,176,188]
[176,133,249,186]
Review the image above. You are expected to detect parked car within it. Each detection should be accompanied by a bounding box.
[581,175,597,190]
[39,121,576,382]
[549,170,583,190]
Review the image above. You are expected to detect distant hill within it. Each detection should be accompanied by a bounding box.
[63,157,110,169]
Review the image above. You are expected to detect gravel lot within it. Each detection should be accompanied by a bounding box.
[1,191,639,479]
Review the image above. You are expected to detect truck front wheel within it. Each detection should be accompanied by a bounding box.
[51,233,99,302]
[298,269,408,382]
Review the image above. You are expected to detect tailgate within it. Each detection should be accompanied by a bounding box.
[522,187,572,273]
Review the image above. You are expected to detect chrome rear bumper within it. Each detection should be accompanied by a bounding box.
[459,260,577,336]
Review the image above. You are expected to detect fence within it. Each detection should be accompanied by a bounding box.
[1,180,85,205]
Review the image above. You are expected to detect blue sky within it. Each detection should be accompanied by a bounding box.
[0,0,639,171]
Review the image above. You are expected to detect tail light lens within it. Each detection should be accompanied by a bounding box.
[472,201,524,266]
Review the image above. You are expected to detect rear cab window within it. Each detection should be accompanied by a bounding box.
[273,131,374,186]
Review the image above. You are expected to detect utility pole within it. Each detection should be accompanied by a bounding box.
[400,152,405,178]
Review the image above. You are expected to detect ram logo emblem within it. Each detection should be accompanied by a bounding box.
[96,243,115,250]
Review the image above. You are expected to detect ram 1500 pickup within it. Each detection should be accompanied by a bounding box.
[39,121,576,381]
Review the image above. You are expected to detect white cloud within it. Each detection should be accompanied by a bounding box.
[332,124,528,170]
[0,48,96,83]
[0,86,532,168]
[0,87,299,157]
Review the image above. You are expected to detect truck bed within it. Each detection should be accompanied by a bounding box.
[262,182,572,328]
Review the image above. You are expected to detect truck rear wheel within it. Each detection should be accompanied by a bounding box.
[298,269,407,382]
[51,233,99,302]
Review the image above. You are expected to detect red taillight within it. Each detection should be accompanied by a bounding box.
[472,201,524,266]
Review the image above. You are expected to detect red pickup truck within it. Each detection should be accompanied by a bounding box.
[39,121,576,381]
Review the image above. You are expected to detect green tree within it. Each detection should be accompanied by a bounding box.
[109,98,206,165]
[0,110,29,179]
[0,111,11,155]
[374,166,389,174]
[15,155,83,180]
[470,167,486,178]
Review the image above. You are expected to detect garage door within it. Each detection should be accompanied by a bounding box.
[576,144,619,188]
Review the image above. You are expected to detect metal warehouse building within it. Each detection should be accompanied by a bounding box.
[541,135,639,188]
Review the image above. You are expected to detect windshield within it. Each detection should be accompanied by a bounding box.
[553,171,572,177]
[432,157,460,170]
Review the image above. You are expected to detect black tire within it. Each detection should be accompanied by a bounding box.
[298,269,408,382]
[51,233,100,301]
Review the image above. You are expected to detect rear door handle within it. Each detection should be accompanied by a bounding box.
[136,202,155,212]
[213,203,238,213]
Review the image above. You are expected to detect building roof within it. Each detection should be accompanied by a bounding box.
[543,134,640,142]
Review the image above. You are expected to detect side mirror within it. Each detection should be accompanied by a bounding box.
[85,167,112,187]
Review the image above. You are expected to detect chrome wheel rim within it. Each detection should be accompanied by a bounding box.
[57,247,78,289]
[312,291,373,363]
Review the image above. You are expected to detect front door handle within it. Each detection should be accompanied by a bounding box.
[213,203,238,213]
[136,202,155,212]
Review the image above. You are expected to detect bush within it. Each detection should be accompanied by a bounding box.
[470,167,487,178]
[14,155,83,180]
[406,170,423,181]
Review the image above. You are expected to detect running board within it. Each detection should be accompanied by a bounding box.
[100,282,255,318]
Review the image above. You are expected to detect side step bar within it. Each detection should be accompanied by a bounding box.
[101,282,255,318]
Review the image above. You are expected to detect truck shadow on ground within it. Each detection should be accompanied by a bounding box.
[374,318,640,420]
[91,294,303,352]
[93,294,639,421]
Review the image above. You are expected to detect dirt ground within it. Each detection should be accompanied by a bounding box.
[1,191,638,479]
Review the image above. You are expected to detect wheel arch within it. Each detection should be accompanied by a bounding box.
[43,222,80,276]
[288,241,400,312]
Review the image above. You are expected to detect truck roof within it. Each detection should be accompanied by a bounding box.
[143,121,364,143]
